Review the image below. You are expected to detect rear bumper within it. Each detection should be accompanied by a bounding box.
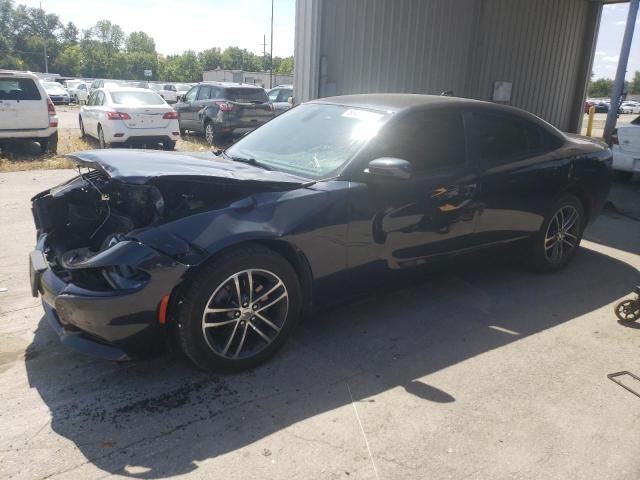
[31,235,189,360]
[104,122,181,145]
[612,146,640,173]
[0,126,57,141]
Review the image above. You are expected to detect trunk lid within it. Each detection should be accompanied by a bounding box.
[119,105,172,130]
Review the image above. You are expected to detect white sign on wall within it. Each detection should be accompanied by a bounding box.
[492,81,513,103]
[144,69,152,77]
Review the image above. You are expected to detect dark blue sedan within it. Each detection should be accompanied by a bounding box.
[30,94,612,371]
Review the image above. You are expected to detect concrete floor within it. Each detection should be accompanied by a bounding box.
[1,170,639,480]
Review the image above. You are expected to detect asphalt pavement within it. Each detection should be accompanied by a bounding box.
[0,170,639,480]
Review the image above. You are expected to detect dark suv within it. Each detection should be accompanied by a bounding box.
[174,82,274,144]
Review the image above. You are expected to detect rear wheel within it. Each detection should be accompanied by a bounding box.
[39,131,58,154]
[163,140,176,151]
[529,194,584,273]
[79,116,86,138]
[204,121,216,145]
[176,245,302,372]
[98,125,110,149]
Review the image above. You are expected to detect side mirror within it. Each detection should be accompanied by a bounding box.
[365,158,413,180]
[287,96,293,105]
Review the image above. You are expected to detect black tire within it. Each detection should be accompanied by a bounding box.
[163,140,176,151]
[98,125,109,149]
[614,299,640,322]
[204,121,216,145]
[39,131,58,154]
[179,127,186,136]
[529,194,585,273]
[79,116,86,138]
[615,171,634,184]
[176,245,302,372]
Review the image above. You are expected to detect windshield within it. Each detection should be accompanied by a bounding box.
[110,91,165,105]
[225,103,387,179]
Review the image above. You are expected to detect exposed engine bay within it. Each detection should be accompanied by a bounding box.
[31,168,265,273]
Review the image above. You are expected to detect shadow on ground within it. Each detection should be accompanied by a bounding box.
[25,246,637,478]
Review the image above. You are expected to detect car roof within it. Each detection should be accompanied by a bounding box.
[0,70,39,79]
[200,81,264,89]
[309,93,490,114]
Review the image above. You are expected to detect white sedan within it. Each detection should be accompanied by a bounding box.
[619,101,640,114]
[79,88,180,150]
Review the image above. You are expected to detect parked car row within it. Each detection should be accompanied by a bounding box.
[585,99,640,115]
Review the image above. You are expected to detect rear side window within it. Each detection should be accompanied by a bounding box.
[0,78,41,100]
[474,112,547,163]
[277,89,292,102]
[224,88,269,103]
[375,110,466,173]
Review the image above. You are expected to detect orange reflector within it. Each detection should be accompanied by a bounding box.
[158,294,170,324]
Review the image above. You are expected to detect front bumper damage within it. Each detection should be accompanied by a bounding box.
[30,234,189,360]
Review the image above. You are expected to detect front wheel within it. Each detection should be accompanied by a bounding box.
[529,195,585,273]
[176,245,302,372]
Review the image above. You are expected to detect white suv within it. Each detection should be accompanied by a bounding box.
[0,70,59,153]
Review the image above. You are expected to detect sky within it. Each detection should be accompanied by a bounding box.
[23,0,296,57]
[592,3,640,79]
[20,0,640,79]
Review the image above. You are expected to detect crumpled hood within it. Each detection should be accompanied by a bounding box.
[66,149,309,185]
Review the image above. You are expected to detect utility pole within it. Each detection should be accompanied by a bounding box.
[40,1,48,73]
[263,34,267,72]
[270,0,274,88]
[604,0,639,143]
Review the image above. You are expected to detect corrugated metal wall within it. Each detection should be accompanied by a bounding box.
[294,0,602,132]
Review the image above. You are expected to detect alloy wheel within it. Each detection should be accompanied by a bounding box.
[205,124,214,145]
[544,205,580,264]
[615,299,640,322]
[201,269,289,359]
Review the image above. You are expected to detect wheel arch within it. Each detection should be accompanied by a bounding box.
[563,186,592,225]
[171,238,314,323]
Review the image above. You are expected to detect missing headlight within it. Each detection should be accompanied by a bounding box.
[102,265,149,290]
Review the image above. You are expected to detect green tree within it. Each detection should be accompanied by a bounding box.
[125,31,156,54]
[588,78,614,98]
[60,22,78,45]
[276,56,294,74]
[53,44,81,76]
[198,47,222,71]
[629,71,640,95]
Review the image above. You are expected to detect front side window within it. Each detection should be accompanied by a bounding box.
[184,87,198,103]
[474,112,546,163]
[373,110,466,173]
[226,103,387,179]
[197,86,212,100]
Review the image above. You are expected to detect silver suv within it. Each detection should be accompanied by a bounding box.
[0,70,59,153]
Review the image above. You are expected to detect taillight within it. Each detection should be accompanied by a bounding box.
[162,111,178,119]
[611,129,619,145]
[106,111,131,120]
[47,98,56,115]
[216,101,235,112]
